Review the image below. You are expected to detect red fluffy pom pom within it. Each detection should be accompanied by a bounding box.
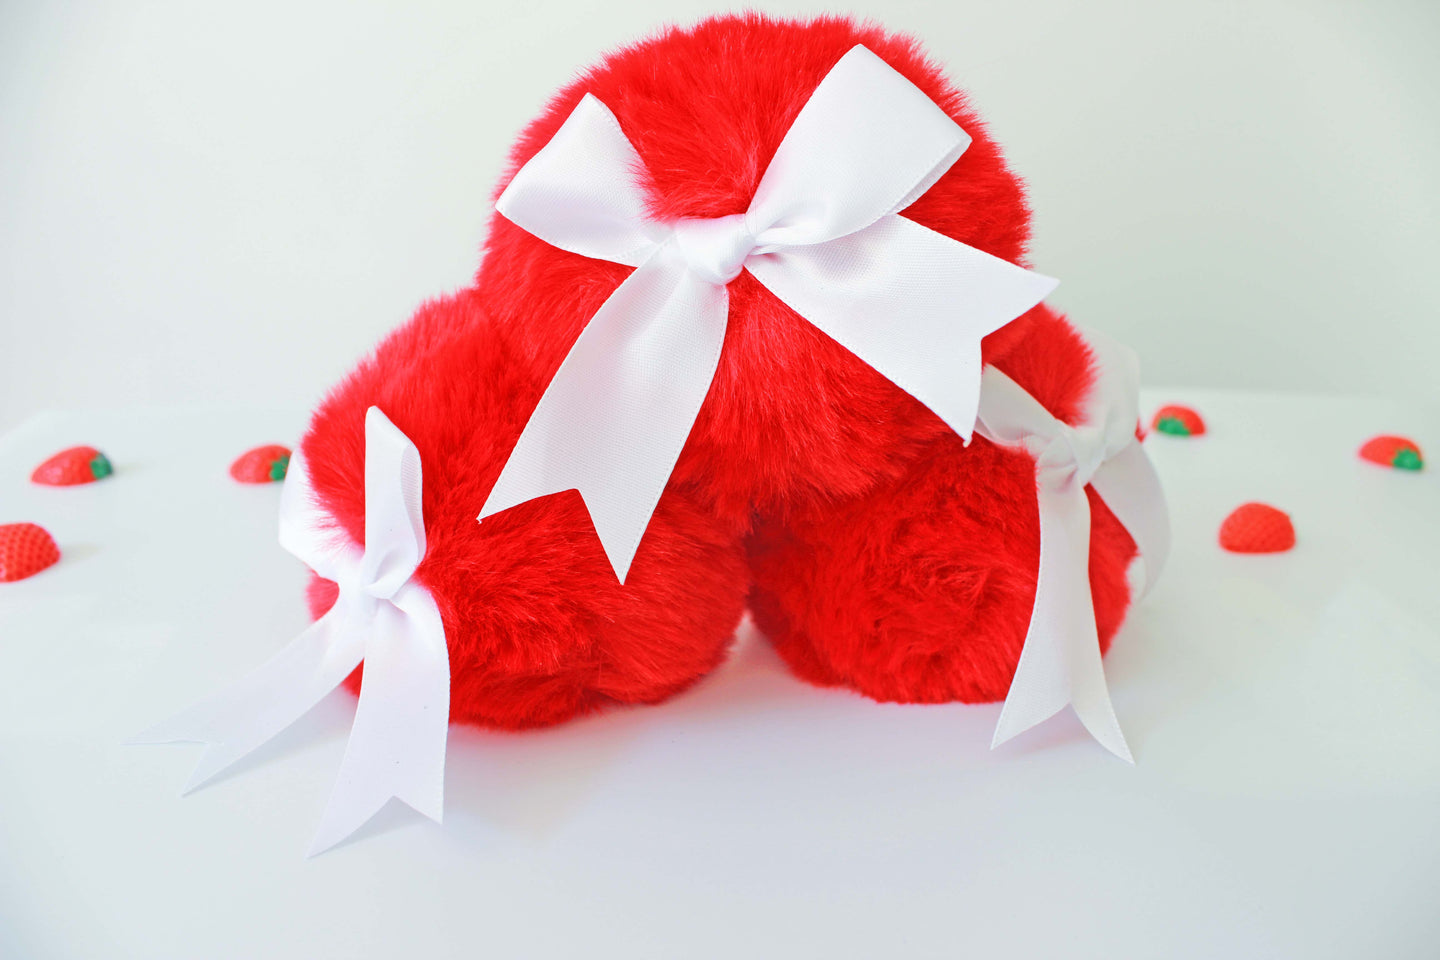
[474,14,1038,528]
[747,307,1137,703]
[299,291,749,730]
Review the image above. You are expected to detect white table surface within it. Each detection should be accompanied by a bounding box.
[1,392,1438,959]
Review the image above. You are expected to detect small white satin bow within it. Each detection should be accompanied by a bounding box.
[978,330,1171,761]
[133,407,450,856]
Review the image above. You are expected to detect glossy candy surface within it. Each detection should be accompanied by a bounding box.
[1359,435,1423,471]
[1151,404,1205,437]
[1219,502,1295,554]
[0,523,61,582]
[31,446,113,486]
[230,445,292,483]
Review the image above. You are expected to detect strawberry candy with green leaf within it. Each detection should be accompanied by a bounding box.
[31,446,113,486]
[1359,435,1423,472]
[230,445,292,483]
[1150,404,1205,437]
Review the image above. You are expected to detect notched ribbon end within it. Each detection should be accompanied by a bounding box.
[305,791,445,859]
[1085,724,1135,765]
[989,704,1135,764]
[127,723,254,796]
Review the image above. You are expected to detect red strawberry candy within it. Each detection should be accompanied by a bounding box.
[0,523,61,582]
[31,446,113,486]
[1359,435,1424,472]
[1219,503,1295,554]
[230,445,292,483]
[1151,404,1206,437]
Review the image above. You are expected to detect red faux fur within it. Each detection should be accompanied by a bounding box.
[301,290,749,729]
[296,15,1139,731]
[746,306,1139,704]
[474,14,1038,529]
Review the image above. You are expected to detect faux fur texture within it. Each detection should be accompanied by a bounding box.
[746,306,1139,704]
[474,13,1039,530]
[298,15,1136,730]
[301,290,749,730]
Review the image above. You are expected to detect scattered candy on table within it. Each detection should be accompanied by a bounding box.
[1150,404,1206,437]
[0,523,61,582]
[229,445,292,483]
[1358,435,1423,472]
[31,446,113,486]
[1219,502,1295,554]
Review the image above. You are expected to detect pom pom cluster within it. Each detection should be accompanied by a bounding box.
[295,14,1141,729]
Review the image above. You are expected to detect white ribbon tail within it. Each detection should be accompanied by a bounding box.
[128,610,365,793]
[477,256,729,583]
[750,216,1057,441]
[1092,442,1171,597]
[992,481,1133,762]
[307,585,450,856]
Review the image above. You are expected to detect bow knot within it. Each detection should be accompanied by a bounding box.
[671,213,758,284]
[1036,422,1110,490]
[354,546,417,603]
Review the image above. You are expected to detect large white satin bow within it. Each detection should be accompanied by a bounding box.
[479,44,1060,582]
[976,330,1170,761]
[133,407,450,856]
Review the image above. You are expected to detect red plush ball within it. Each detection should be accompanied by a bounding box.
[474,13,1039,529]
[300,290,749,730]
[747,307,1139,703]
[297,14,1137,729]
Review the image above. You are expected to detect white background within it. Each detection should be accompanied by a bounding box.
[2,0,1438,432]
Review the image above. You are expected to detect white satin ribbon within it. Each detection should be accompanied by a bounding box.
[976,330,1170,761]
[479,44,1059,582]
[132,407,450,856]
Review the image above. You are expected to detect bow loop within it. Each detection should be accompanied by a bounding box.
[495,93,660,268]
[278,450,354,582]
[1086,332,1145,454]
[1036,422,1109,490]
[744,45,972,246]
[358,407,427,601]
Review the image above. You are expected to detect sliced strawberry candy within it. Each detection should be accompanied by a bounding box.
[230,445,292,483]
[31,446,113,486]
[1359,435,1424,472]
[1151,404,1205,437]
[0,523,61,582]
[1219,502,1295,554]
